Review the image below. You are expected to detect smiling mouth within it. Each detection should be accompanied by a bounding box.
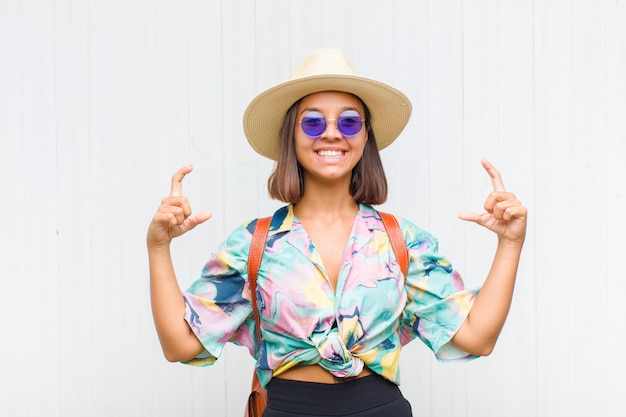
[316,150,345,158]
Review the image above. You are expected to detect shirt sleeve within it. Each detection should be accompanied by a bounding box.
[398,220,480,362]
[181,222,257,366]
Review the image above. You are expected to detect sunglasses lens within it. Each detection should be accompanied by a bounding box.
[337,111,363,136]
[300,113,326,137]
[299,111,364,137]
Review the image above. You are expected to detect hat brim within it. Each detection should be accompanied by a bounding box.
[243,74,412,160]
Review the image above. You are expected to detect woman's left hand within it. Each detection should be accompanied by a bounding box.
[458,158,527,245]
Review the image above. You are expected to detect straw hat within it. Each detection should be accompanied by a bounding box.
[243,48,412,160]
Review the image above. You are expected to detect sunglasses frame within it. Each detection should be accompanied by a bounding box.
[298,110,365,138]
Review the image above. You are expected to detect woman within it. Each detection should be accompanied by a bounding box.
[147,49,527,416]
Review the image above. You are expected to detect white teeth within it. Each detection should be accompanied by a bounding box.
[317,150,344,158]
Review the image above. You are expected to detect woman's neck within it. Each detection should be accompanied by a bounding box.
[294,185,358,221]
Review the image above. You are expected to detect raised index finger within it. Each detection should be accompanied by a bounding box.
[170,165,193,197]
[481,158,506,192]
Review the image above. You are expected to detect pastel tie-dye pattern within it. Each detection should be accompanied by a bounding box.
[182,204,479,388]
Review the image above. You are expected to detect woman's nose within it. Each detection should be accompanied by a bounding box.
[320,118,342,139]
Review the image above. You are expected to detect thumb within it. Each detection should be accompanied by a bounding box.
[458,211,483,224]
[186,210,213,231]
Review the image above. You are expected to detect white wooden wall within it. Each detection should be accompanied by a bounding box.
[1,0,625,416]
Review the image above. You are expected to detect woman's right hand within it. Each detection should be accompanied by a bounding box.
[147,165,212,249]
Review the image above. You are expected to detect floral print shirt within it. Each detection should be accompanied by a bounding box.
[182,203,479,388]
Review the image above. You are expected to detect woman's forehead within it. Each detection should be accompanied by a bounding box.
[298,91,364,112]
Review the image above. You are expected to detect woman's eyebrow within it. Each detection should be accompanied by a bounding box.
[299,107,320,115]
[299,106,360,116]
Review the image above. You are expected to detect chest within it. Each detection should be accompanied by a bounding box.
[300,220,353,290]
[259,221,403,302]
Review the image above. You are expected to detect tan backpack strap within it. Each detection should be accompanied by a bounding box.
[379,212,409,283]
[248,217,272,344]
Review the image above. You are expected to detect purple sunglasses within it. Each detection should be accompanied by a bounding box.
[298,110,365,138]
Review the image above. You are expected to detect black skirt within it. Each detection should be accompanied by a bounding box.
[263,373,413,417]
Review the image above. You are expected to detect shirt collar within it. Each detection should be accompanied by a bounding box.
[266,203,385,237]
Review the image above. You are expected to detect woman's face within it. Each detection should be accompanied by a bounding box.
[294,91,367,184]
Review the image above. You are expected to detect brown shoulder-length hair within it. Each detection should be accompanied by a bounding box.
[267,96,388,204]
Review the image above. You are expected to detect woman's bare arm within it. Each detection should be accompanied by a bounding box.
[147,165,211,361]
